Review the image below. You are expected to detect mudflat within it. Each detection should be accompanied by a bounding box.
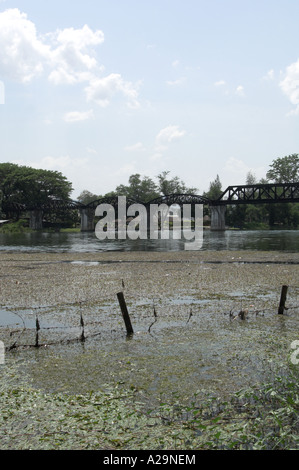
[1,250,299,308]
[0,249,299,401]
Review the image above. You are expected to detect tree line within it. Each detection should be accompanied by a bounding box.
[0,154,299,229]
[225,154,299,229]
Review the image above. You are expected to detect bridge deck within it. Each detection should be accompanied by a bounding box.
[2,182,299,213]
[216,182,299,205]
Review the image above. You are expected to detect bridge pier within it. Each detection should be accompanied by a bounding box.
[210,205,226,231]
[80,207,95,232]
[29,209,43,230]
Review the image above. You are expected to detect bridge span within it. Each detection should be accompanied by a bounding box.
[2,182,299,231]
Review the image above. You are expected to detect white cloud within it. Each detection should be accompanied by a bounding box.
[115,162,138,177]
[166,77,186,86]
[280,58,299,115]
[12,155,89,171]
[235,85,245,96]
[214,80,226,87]
[0,8,51,82]
[149,152,164,161]
[125,142,146,152]
[223,157,265,184]
[40,155,77,169]
[85,73,140,108]
[0,9,104,84]
[263,69,275,81]
[151,125,186,160]
[64,109,94,122]
[0,8,140,109]
[56,25,104,49]
[86,146,98,155]
[156,125,186,144]
[224,157,250,175]
[48,25,104,85]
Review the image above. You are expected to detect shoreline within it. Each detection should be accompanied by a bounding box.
[1,249,299,310]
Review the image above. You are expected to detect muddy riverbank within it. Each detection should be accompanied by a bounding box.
[1,249,298,399]
[1,249,299,307]
[0,249,299,449]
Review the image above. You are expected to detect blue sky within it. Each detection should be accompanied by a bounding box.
[0,0,299,198]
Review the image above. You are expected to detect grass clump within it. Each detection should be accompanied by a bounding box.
[0,219,31,233]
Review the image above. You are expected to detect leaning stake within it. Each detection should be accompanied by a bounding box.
[35,315,40,347]
[278,285,288,314]
[117,292,134,335]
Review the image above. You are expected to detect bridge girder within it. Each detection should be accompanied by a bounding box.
[2,183,299,215]
[145,193,210,207]
[215,182,299,205]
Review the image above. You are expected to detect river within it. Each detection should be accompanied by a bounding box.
[0,229,298,252]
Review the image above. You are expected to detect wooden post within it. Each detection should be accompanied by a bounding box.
[35,315,40,347]
[79,312,85,342]
[117,292,134,335]
[278,285,288,314]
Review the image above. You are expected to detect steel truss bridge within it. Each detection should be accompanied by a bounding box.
[215,182,299,206]
[2,182,299,230]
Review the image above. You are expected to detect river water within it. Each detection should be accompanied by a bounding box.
[0,229,298,252]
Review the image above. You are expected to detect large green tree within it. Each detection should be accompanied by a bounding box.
[115,174,159,202]
[266,154,299,227]
[77,190,102,205]
[156,171,197,196]
[0,163,73,214]
[266,154,299,183]
[204,174,222,200]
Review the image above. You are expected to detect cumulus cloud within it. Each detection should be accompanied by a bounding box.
[0,9,102,83]
[224,157,251,176]
[263,69,275,81]
[150,125,186,160]
[48,25,104,85]
[280,58,299,114]
[156,125,186,144]
[235,85,245,96]
[41,155,86,170]
[13,155,89,171]
[85,73,140,108]
[86,146,98,155]
[166,77,186,86]
[214,80,226,87]
[64,109,94,122]
[223,157,265,184]
[0,8,51,82]
[125,142,146,152]
[0,8,140,108]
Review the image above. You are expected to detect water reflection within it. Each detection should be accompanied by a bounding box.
[0,229,298,252]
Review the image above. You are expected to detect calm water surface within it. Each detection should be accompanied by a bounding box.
[0,229,298,252]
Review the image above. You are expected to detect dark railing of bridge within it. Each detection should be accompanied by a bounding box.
[215,182,299,205]
[2,182,299,214]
